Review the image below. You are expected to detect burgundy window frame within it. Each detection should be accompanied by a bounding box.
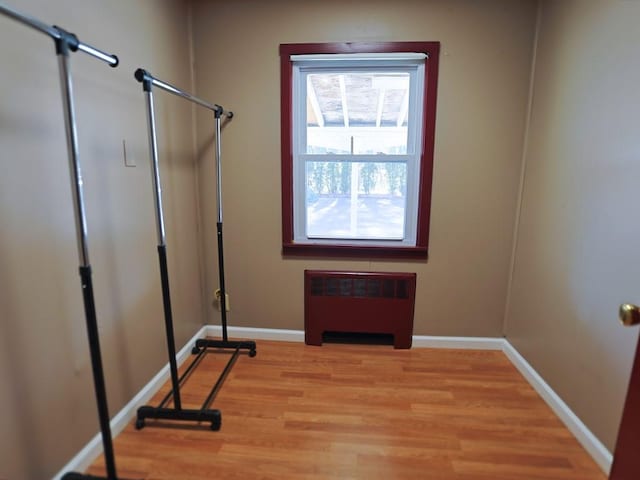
[280,42,440,259]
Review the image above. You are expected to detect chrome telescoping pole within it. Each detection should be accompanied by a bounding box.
[145,89,167,246]
[58,52,90,267]
[215,113,224,224]
[56,39,117,480]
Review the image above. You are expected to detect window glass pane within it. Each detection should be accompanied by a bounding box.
[306,72,410,155]
[305,161,406,239]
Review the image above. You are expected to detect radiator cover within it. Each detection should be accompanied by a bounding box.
[304,270,416,349]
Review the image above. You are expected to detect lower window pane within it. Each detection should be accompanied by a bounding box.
[305,161,406,240]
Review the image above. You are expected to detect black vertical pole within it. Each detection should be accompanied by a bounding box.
[157,244,182,409]
[56,35,117,480]
[78,267,118,479]
[217,221,228,342]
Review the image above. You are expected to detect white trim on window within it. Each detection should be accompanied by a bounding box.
[291,54,425,247]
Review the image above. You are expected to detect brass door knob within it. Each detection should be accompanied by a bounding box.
[619,303,640,326]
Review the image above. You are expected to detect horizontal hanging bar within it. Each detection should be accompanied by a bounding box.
[0,2,58,37]
[76,43,118,66]
[0,2,118,67]
[134,68,233,117]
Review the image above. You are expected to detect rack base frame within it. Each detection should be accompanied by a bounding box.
[192,338,257,357]
[61,474,133,480]
[136,406,221,430]
[135,339,256,431]
[135,343,222,431]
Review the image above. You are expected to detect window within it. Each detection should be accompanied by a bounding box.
[280,42,440,258]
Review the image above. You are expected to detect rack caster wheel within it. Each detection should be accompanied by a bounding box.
[192,346,201,354]
[135,418,145,430]
[211,419,221,431]
[249,349,257,358]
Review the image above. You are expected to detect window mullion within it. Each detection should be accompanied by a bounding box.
[300,154,413,163]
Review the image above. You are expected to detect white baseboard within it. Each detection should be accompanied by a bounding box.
[502,341,613,474]
[205,325,305,342]
[205,326,506,351]
[54,325,612,477]
[412,335,504,350]
[52,326,209,480]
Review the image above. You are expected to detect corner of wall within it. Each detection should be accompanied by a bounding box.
[501,0,543,338]
[185,0,209,327]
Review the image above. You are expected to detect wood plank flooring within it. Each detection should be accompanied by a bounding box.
[87,340,606,479]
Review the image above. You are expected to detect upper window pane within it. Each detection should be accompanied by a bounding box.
[305,71,410,155]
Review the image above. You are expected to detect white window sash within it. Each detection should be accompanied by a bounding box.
[291,55,425,247]
[299,154,413,163]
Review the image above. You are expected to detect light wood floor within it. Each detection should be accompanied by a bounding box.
[87,340,606,479]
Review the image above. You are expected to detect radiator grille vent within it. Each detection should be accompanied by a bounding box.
[310,276,409,299]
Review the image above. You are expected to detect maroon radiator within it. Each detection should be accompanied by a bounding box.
[304,270,416,349]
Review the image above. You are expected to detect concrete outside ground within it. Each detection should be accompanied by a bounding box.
[307,195,405,239]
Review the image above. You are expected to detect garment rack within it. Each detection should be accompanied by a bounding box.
[0,3,127,480]
[133,68,256,431]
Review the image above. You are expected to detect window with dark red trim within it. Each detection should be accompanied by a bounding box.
[280,42,439,258]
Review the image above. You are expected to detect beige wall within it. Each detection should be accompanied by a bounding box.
[0,1,204,478]
[190,0,537,337]
[505,0,640,451]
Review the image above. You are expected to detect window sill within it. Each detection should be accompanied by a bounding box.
[282,242,428,259]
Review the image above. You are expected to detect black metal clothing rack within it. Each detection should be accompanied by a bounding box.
[133,68,256,431]
[0,3,126,480]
